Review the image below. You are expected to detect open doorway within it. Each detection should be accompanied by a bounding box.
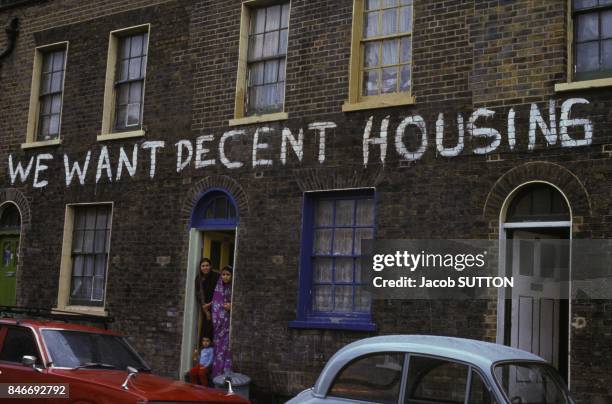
[180,190,238,378]
[498,182,571,383]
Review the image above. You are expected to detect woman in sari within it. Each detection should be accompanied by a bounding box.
[211,265,233,377]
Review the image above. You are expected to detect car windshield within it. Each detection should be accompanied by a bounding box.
[42,329,149,370]
[493,362,570,404]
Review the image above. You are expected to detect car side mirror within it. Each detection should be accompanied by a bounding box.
[21,355,43,373]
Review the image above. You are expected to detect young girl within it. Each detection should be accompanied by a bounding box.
[211,265,233,377]
[195,258,218,340]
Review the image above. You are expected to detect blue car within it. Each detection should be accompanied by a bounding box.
[287,335,575,404]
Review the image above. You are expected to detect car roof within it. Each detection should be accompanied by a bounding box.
[0,318,120,335]
[313,335,546,396]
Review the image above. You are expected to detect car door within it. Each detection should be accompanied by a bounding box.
[0,325,65,403]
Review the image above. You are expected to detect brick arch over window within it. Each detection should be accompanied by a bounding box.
[0,188,31,227]
[483,162,591,231]
[181,175,250,232]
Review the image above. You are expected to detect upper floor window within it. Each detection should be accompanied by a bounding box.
[24,42,68,147]
[114,33,148,131]
[291,189,376,331]
[344,0,414,111]
[100,25,149,139]
[232,2,290,125]
[573,0,612,80]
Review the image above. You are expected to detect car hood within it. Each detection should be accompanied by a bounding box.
[51,369,249,402]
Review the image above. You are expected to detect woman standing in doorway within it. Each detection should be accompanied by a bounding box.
[211,265,233,377]
[195,258,219,340]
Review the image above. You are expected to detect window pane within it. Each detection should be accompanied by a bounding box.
[127,104,141,126]
[278,29,288,54]
[41,73,51,94]
[95,255,107,276]
[400,64,411,91]
[366,0,380,10]
[382,8,398,35]
[382,66,398,93]
[41,96,52,115]
[334,286,352,312]
[51,94,62,114]
[49,115,60,135]
[264,60,279,83]
[120,36,131,58]
[315,200,333,226]
[115,107,127,129]
[128,58,142,80]
[574,0,597,9]
[314,258,333,282]
[354,259,364,282]
[314,229,332,254]
[83,230,95,253]
[84,256,95,276]
[364,11,380,38]
[249,62,265,85]
[576,42,599,72]
[355,229,374,254]
[96,209,109,229]
[356,199,374,226]
[266,5,281,30]
[468,371,493,404]
[336,200,355,225]
[355,286,371,312]
[313,286,333,311]
[249,34,264,60]
[576,13,599,41]
[52,50,64,71]
[401,36,412,62]
[281,4,290,28]
[94,230,107,253]
[603,10,612,38]
[129,81,143,103]
[603,39,612,68]
[130,34,144,57]
[407,356,469,403]
[118,60,129,81]
[93,277,105,301]
[252,8,266,34]
[51,72,63,92]
[399,5,413,32]
[333,228,353,255]
[72,255,84,276]
[329,353,403,403]
[39,116,50,138]
[263,31,280,57]
[42,53,53,72]
[363,69,380,95]
[278,59,286,81]
[365,42,380,68]
[335,258,353,282]
[382,39,398,65]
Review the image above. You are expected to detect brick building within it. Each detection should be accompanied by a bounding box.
[0,0,611,402]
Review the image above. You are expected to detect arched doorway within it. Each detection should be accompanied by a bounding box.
[0,202,21,306]
[180,189,239,378]
[498,182,571,381]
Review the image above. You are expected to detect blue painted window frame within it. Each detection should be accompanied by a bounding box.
[290,189,377,332]
[190,189,238,230]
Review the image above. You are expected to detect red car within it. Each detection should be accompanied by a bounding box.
[0,316,250,403]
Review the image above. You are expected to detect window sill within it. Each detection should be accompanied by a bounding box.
[53,306,109,317]
[229,112,289,127]
[554,77,612,92]
[342,94,416,112]
[97,129,145,141]
[289,319,377,332]
[21,138,62,149]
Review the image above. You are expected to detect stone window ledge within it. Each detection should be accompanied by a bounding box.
[229,112,288,127]
[97,129,145,142]
[342,94,416,112]
[21,138,62,149]
[53,306,109,317]
[555,77,612,92]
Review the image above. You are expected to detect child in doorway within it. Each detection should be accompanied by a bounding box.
[189,337,213,386]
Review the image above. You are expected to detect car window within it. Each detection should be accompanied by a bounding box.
[405,355,468,404]
[0,327,40,364]
[469,370,498,404]
[328,352,404,403]
[494,363,569,404]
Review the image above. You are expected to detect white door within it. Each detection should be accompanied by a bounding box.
[510,230,569,368]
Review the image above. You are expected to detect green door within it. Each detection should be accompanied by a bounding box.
[0,236,18,306]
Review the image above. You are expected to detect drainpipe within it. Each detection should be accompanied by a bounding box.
[0,17,19,61]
